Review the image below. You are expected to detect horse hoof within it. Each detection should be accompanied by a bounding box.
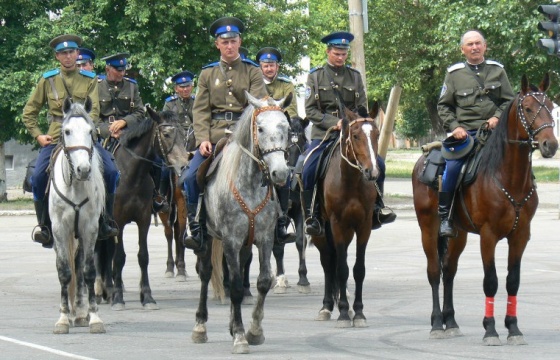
[444,327,463,337]
[89,323,106,334]
[336,319,352,328]
[175,274,187,282]
[273,286,287,294]
[429,330,446,339]
[232,335,250,354]
[95,296,103,305]
[353,318,368,328]
[242,296,254,306]
[143,303,160,310]
[246,330,265,345]
[297,285,311,294]
[315,309,331,321]
[53,323,69,334]
[111,303,125,311]
[164,271,174,278]
[483,336,502,346]
[74,317,89,327]
[507,335,527,345]
[192,323,208,343]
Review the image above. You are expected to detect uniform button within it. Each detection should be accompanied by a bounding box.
[229,67,232,70]
[229,104,233,107]
[229,92,232,95]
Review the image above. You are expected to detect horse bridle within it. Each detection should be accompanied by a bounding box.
[340,117,375,173]
[154,123,183,166]
[514,91,555,148]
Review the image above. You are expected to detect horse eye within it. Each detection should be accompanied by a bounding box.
[353,134,359,140]
[258,127,263,133]
[525,107,533,113]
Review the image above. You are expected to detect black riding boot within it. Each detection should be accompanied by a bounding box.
[275,187,296,244]
[303,189,323,236]
[438,192,455,237]
[371,181,397,230]
[33,199,53,248]
[183,195,208,254]
[98,193,119,240]
[151,165,169,213]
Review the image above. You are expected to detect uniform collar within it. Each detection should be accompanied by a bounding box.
[326,62,344,72]
[220,55,241,66]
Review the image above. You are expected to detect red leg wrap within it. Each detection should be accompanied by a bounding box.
[485,297,495,318]
[507,295,517,317]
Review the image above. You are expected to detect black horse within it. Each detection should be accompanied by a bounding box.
[95,107,190,310]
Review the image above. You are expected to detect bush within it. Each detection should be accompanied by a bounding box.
[395,107,431,142]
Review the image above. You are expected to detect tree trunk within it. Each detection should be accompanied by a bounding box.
[0,142,7,202]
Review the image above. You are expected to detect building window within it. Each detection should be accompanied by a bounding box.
[5,155,14,170]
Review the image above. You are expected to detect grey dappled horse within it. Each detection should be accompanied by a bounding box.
[192,92,292,354]
[50,97,105,334]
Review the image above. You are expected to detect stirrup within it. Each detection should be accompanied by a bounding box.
[305,217,323,236]
[439,220,456,238]
[32,225,53,248]
[153,195,170,213]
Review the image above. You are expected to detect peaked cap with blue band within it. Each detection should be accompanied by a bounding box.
[49,34,82,52]
[209,17,245,39]
[321,31,354,49]
[256,47,282,63]
[171,70,195,87]
[101,53,130,70]
[76,48,96,64]
[441,134,475,160]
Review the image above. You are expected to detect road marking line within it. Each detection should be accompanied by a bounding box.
[0,335,98,360]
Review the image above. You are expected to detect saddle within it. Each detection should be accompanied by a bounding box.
[196,137,229,190]
[316,134,340,182]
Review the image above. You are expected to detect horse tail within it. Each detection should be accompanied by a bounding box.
[210,238,226,303]
[68,236,79,315]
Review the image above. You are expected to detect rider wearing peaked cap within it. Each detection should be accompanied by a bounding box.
[22,34,119,248]
[76,48,96,71]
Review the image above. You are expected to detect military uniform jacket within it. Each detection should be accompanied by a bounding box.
[193,57,267,146]
[437,60,515,132]
[265,75,298,118]
[22,67,99,144]
[305,63,366,140]
[98,77,145,139]
[163,95,194,131]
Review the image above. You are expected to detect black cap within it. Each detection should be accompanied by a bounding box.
[209,17,245,39]
[256,47,282,63]
[101,53,130,70]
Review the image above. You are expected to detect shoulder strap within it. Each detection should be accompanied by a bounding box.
[312,71,322,112]
[48,77,59,102]
[130,81,135,111]
[352,69,360,109]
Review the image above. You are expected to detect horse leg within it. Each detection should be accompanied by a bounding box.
[352,228,369,328]
[223,255,231,298]
[480,233,501,345]
[246,242,273,347]
[111,232,127,311]
[272,241,289,294]
[504,232,529,345]
[162,212,175,278]
[294,207,311,293]
[192,239,213,343]
[74,244,89,327]
[137,221,158,309]
[332,227,352,328]
[223,243,249,354]
[442,231,467,337]
[174,215,188,281]
[314,229,336,321]
[54,243,72,334]
[84,244,105,334]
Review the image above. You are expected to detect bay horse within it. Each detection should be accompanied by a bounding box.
[412,74,558,345]
[191,92,292,354]
[94,108,189,310]
[50,97,105,334]
[312,104,380,327]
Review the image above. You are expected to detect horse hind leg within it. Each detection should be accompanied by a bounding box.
[192,239,214,344]
[74,245,91,327]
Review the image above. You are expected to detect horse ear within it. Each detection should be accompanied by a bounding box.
[63,97,73,114]
[540,72,550,92]
[281,92,293,109]
[84,96,93,113]
[369,101,380,119]
[245,91,260,108]
[356,105,368,118]
[344,108,355,120]
[146,105,161,124]
[521,74,529,94]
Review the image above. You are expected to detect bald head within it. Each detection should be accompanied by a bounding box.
[460,30,487,65]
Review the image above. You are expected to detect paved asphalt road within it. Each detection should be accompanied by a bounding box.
[1,205,559,359]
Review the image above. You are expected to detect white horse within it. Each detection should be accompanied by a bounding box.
[49,97,105,334]
[192,92,292,354]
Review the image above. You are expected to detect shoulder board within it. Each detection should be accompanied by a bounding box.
[165,95,178,102]
[276,75,292,83]
[346,65,361,74]
[485,60,504,68]
[79,69,96,78]
[447,63,466,73]
[202,61,219,69]
[242,58,259,67]
[124,77,137,84]
[42,69,60,79]
[309,66,323,74]
[97,74,107,82]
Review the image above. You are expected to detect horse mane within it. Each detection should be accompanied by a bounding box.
[118,116,154,147]
[479,96,516,176]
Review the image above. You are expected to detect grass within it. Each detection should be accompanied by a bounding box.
[0,197,34,210]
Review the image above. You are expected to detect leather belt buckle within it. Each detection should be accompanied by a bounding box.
[225,112,234,121]
[108,116,116,123]
[332,110,339,118]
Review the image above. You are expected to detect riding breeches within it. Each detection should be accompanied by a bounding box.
[31,143,120,201]
[441,130,477,193]
[183,146,215,206]
[302,139,386,192]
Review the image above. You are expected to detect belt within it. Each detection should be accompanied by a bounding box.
[50,115,63,123]
[101,116,117,123]
[211,112,242,121]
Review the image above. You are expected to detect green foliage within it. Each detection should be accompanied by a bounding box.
[395,106,431,141]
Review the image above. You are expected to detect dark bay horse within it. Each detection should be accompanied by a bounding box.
[95,108,189,310]
[312,105,380,328]
[191,92,292,354]
[412,74,558,345]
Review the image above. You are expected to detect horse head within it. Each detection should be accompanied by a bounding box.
[61,97,95,181]
[287,115,309,167]
[146,105,190,175]
[245,91,291,186]
[518,73,558,158]
[340,102,381,181]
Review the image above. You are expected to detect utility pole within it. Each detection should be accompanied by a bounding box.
[348,0,367,94]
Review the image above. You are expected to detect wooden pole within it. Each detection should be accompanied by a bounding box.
[348,0,367,95]
[378,85,402,160]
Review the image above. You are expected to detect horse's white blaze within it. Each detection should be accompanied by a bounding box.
[361,123,379,178]
[63,117,94,181]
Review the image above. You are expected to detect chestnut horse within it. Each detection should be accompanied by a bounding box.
[312,104,380,327]
[412,74,558,345]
